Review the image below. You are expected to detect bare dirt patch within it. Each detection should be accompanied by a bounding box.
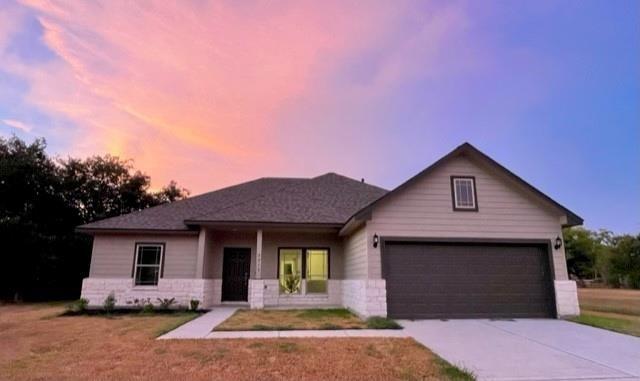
[0,304,454,381]
[214,308,368,331]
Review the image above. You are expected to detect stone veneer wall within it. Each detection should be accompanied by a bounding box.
[80,278,222,309]
[249,279,342,309]
[341,279,387,317]
[554,280,580,317]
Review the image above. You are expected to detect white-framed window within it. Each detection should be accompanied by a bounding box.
[451,176,477,211]
[133,243,164,286]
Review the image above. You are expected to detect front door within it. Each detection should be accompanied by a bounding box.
[221,248,251,301]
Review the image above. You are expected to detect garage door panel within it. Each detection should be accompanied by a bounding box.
[382,242,555,319]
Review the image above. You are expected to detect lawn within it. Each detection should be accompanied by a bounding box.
[0,304,472,381]
[213,308,400,331]
[571,288,640,337]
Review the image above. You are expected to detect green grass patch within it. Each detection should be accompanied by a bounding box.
[154,312,201,337]
[569,312,640,337]
[435,356,476,381]
[366,316,402,329]
[295,308,354,319]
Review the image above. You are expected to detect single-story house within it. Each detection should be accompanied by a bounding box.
[78,143,582,319]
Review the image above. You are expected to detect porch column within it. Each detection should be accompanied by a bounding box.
[256,229,263,279]
[195,227,206,278]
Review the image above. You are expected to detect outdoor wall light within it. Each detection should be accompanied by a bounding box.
[554,236,563,250]
[373,234,379,248]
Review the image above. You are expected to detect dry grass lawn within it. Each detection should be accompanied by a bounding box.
[573,288,640,337]
[214,308,367,331]
[578,288,640,315]
[0,304,463,381]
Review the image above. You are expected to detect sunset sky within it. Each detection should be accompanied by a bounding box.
[0,0,638,233]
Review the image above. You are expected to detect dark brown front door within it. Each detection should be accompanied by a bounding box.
[382,241,556,319]
[221,248,251,302]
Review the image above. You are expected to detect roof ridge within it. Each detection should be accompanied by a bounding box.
[185,178,306,221]
[312,172,388,192]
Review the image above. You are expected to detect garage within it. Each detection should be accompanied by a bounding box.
[382,241,556,319]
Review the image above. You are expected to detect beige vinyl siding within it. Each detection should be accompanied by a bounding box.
[203,231,256,279]
[261,231,344,279]
[343,226,368,279]
[89,234,199,278]
[367,154,569,280]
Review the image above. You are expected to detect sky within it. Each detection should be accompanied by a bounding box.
[0,0,638,233]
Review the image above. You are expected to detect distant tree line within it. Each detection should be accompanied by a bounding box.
[0,136,189,301]
[564,227,640,289]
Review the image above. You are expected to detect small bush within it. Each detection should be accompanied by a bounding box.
[142,303,155,314]
[103,292,116,313]
[157,297,176,310]
[66,298,89,314]
[366,316,402,329]
[189,299,200,311]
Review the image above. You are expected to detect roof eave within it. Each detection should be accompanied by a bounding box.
[75,227,197,235]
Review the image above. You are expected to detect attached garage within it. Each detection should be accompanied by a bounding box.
[382,241,556,319]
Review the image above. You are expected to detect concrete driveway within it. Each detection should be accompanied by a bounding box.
[400,319,640,381]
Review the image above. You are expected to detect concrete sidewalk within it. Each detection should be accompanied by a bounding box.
[158,307,238,339]
[205,329,408,339]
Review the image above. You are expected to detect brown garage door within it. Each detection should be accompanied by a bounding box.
[382,241,556,319]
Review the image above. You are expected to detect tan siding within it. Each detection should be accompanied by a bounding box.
[204,231,256,279]
[89,234,198,278]
[343,226,368,279]
[367,155,569,280]
[262,231,344,279]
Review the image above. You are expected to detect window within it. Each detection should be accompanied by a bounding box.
[133,244,164,286]
[306,249,328,293]
[278,248,329,294]
[279,249,302,294]
[451,176,477,211]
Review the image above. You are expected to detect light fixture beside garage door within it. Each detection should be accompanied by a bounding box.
[554,236,563,250]
[373,234,379,248]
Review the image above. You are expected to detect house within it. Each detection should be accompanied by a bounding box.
[78,143,582,319]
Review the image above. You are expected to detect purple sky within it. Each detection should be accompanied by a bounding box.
[0,0,638,233]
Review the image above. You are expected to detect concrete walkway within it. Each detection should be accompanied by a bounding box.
[158,307,238,339]
[158,307,408,339]
[400,319,640,381]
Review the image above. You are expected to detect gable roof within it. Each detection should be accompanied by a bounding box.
[77,173,388,233]
[344,142,583,231]
[78,142,583,234]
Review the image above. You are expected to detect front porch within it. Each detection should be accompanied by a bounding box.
[195,226,386,317]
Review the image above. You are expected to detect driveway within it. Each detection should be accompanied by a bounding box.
[400,319,640,381]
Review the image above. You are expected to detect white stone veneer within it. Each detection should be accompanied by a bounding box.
[554,280,580,317]
[249,279,342,309]
[80,278,222,309]
[341,279,387,317]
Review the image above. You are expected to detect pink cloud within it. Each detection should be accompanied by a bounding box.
[7,0,474,192]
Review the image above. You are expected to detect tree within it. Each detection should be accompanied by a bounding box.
[563,228,611,279]
[0,136,189,301]
[608,234,640,288]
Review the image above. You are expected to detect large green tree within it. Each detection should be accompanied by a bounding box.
[0,136,188,301]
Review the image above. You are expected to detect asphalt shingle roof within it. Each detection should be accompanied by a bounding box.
[77,173,388,231]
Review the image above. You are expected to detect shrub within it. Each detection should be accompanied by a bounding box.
[142,303,155,314]
[189,299,200,311]
[156,297,176,310]
[366,316,402,329]
[66,298,89,314]
[103,292,116,313]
